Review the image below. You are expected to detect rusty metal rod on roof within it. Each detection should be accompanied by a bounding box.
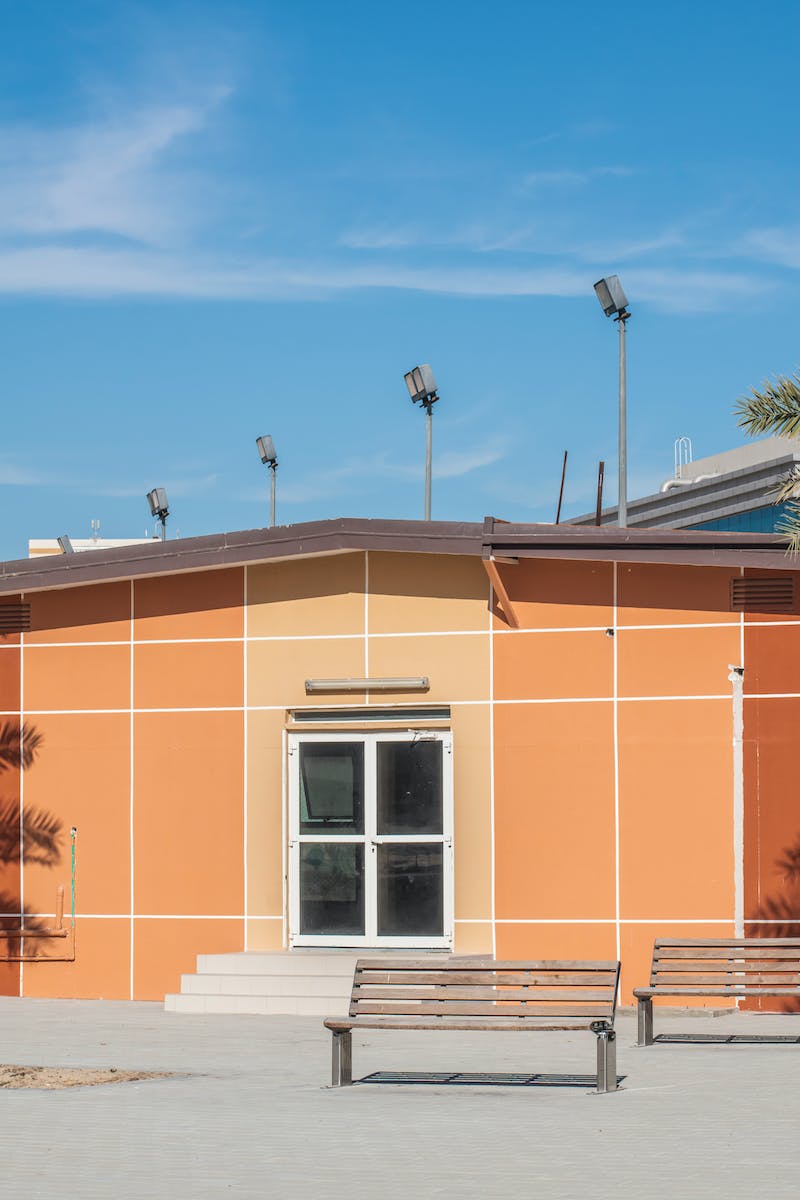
[555,451,568,524]
[595,461,605,526]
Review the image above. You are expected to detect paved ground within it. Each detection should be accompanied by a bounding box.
[1,999,799,1198]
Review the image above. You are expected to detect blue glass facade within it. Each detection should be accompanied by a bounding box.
[689,502,793,533]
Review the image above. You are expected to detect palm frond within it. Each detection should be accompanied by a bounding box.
[735,373,800,439]
[775,501,800,555]
[775,463,800,503]
[0,722,43,773]
[0,798,62,866]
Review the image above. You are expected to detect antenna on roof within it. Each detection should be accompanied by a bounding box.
[555,451,568,523]
[674,436,693,479]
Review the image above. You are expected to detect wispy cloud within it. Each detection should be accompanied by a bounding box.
[740,226,800,269]
[521,165,634,190]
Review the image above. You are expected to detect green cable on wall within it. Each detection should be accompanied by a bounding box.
[70,827,77,927]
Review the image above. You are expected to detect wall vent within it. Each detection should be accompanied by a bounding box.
[730,577,795,613]
[0,602,31,634]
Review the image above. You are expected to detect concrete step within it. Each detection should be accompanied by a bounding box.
[178,971,355,998]
[196,952,360,977]
[165,952,360,1016]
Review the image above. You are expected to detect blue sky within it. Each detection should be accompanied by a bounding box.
[2,0,800,555]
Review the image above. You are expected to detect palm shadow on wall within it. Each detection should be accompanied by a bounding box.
[748,833,800,1012]
[0,721,62,954]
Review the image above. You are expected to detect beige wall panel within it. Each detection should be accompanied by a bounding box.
[246,919,285,951]
[247,554,365,637]
[367,634,489,704]
[247,637,366,708]
[246,709,286,919]
[453,922,494,955]
[368,552,488,633]
[451,703,493,921]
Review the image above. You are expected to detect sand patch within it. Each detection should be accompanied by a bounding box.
[0,1065,171,1089]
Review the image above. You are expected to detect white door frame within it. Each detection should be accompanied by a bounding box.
[288,730,453,948]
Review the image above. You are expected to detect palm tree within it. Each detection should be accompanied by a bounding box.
[736,373,800,551]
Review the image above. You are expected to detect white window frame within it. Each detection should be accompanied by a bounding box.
[288,730,453,949]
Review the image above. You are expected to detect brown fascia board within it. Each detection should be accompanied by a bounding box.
[0,518,485,595]
[482,519,797,571]
[0,515,796,597]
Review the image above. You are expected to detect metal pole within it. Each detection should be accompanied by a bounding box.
[617,314,628,528]
[160,517,167,542]
[425,401,432,520]
[595,460,605,526]
[269,464,277,528]
[555,450,568,524]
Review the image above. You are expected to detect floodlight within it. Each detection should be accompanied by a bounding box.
[594,275,629,317]
[404,364,438,405]
[146,488,169,540]
[57,535,74,555]
[256,435,277,466]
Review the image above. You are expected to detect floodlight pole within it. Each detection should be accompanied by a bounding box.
[159,514,167,541]
[269,461,277,528]
[616,310,630,528]
[424,399,433,521]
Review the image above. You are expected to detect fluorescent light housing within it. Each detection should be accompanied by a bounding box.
[404,364,437,404]
[305,677,430,693]
[256,434,277,465]
[594,275,628,317]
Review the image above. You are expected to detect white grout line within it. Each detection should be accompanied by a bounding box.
[18,609,24,998]
[613,562,621,970]
[488,580,496,958]
[364,551,369,703]
[129,579,135,1000]
[243,565,249,952]
[493,918,736,925]
[732,569,745,938]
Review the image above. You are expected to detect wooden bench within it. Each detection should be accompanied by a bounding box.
[324,956,621,1092]
[634,937,800,1046]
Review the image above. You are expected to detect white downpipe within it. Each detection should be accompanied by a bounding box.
[729,665,744,938]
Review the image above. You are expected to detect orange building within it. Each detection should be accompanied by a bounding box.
[0,517,797,1006]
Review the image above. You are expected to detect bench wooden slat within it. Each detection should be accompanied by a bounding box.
[653,947,800,960]
[326,1017,600,1032]
[650,962,800,974]
[353,986,614,1002]
[350,1001,614,1018]
[652,973,799,986]
[354,958,618,972]
[655,938,800,947]
[353,970,618,987]
[636,986,800,996]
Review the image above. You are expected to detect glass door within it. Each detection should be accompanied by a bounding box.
[288,731,453,948]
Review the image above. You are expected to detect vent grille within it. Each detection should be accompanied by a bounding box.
[731,577,795,613]
[0,602,30,634]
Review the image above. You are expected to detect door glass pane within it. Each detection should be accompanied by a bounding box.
[377,844,443,936]
[300,843,364,935]
[299,743,364,834]
[376,741,443,835]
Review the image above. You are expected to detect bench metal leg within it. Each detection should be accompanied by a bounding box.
[637,998,654,1047]
[595,1029,617,1093]
[331,1031,352,1087]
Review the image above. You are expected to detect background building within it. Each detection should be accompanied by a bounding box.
[573,437,800,532]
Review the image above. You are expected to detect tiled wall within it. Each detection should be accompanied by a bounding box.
[0,551,795,1005]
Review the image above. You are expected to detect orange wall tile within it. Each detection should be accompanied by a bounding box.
[744,624,800,694]
[246,709,285,920]
[0,647,20,711]
[24,918,130,999]
[246,918,284,951]
[494,703,615,920]
[495,920,616,962]
[24,644,130,711]
[134,711,243,916]
[493,629,613,701]
[493,559,613,631]
[452,705,492,921]
[27,582,131,644]
[368,552,488,634]
[618,700,734,919]
[743,696,800,927]
[617,563,737,626]
[618,625,739,698]
[22,714,130,916]
[247,636,365,708]
[134,916,243,1000]
[619,921,736,1007]
[367,634,489,703]
[453,922,493,955]
[134,640,243,710]
[248,554,365,637]
[134,568,244,641]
